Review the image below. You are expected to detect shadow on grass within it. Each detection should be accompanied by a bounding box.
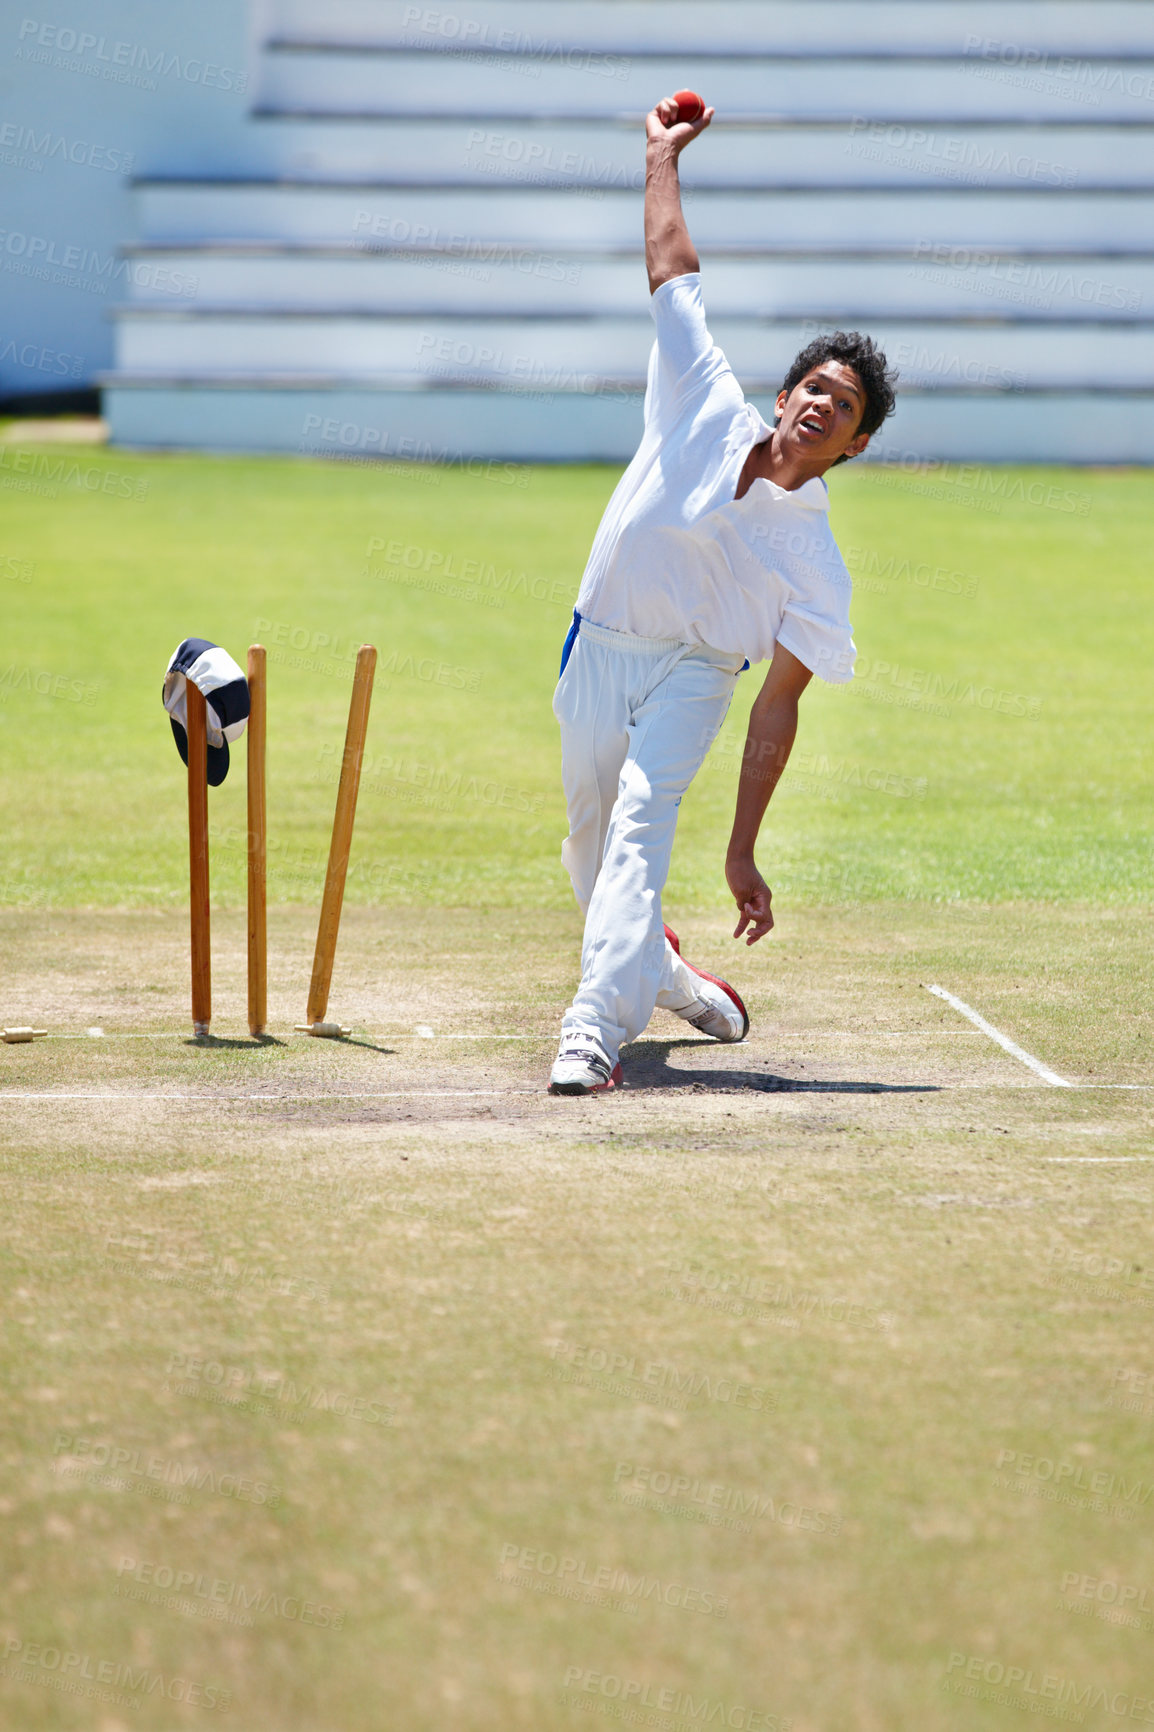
[185,1034,288,1050]
[300,1036,397,1055]
[186,1033,397,1055]
[623,1038,940,1095]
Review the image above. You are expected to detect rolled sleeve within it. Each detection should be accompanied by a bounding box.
[646,273,738,428]
[651,273,714,379]
[777,606,857,684]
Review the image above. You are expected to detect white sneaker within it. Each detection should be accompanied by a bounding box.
[664,924,749,1043]
[548,1034,623,1096]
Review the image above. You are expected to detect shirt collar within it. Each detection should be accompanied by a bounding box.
[787,475,831,511]
[754,472,831,512]
[747,402,773,445]
[742,407,832,511]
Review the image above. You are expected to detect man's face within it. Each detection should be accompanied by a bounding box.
[774,362,871,467]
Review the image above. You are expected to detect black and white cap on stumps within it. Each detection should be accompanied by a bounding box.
[162,638,250,786]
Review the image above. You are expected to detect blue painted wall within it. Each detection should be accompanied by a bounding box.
[0,0,259,400]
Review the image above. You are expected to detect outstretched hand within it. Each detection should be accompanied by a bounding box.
[726,856,774,945]
[646,96,715,153]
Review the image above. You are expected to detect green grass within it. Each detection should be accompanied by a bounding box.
[2,443,1152,1732]
[1,446,1150,909]
[2,901,1153,1732]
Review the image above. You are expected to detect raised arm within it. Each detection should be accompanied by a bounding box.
[644,96,714,295]
[725,646,813,944]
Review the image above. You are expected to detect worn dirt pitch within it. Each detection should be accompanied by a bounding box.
[2,902,1152,1732]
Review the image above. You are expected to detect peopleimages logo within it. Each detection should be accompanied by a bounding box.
[16,18,248,91]
[560,1667,791,1730]
[943,1650,1154,1723]
[1058,1569,1152,1615]
[498,1544,728,1618]
[961,34,1154,103]
[399,5,631,78]
[163,1350,395,1427]
[846,117,1078,186]
[910,241,1142,312]
[52,1432,281,1507]
[0,229,197,296]
[611,1461,842,1535]
[996,1448,1154,1502]
[115,1557,346,1629]
[852,658,1042,719]
[547,1338,775,1411]
[366,537,569,604]
[661,1258,892,1330]
[0,120,134,173]
[843,544,979,599]
[1,1636,229,1712]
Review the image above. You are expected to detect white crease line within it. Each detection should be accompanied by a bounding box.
[924,985,1074,1087]
[41,1028,984,1042]
[1,1085,1149,1103]
[0,1090,541,1101]
[46,1031,539,1042]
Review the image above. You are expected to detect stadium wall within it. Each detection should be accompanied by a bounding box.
[0,0,261,405]
[6,2,1154,461]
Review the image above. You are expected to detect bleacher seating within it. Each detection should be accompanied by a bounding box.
[102,0,1154,461]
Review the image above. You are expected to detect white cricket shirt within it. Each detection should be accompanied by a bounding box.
[574,273,856,681]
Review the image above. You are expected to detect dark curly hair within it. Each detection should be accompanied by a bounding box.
[777,331,898,463]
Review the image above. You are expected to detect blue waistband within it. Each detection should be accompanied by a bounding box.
[558,609,748,677]
[558,608,582,677]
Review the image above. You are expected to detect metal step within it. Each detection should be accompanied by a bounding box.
[264,0,1154,58]
[133,182,1154,251]
[257,46,1154,124]
[118,245,1154,324]
[111,308,1154,391]
[233,116,1154,190]
[101,377,1154,464]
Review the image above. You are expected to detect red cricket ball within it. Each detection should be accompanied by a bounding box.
[672,88,705,124]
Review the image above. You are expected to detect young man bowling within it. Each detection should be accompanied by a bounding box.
[549,94,898,1095]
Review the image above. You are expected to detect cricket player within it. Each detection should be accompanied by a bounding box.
[549,95,898,1095]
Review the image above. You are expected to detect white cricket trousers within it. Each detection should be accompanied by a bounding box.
[552,616,745,1065]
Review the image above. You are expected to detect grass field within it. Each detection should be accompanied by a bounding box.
[1,434,1152,1732]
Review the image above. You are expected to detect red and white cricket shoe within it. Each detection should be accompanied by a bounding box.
[664,924,749,1043]
[548,1033,623,1095]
